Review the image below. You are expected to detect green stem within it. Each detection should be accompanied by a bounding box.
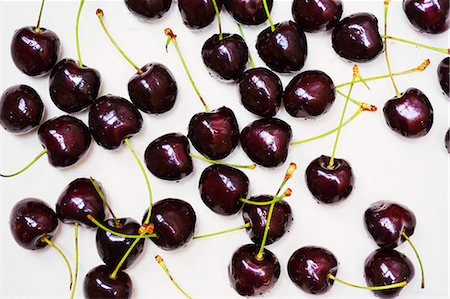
[1,148,47,178]
[41,236,73,290]
[75,0,85,66]
[327,273,407,290]
[193,222,251,240]
[189,153,256,169]
[89,177,120,227]
[155,255,192,299]
[240,193,287,206]
[262,0,275,32]
[70,223,79,299]
[380,34,449,54]
[35,0,45,33]
[211,0,222,40]
[110,232,146,279]
[88,215,156,239]
[383,0,401,98]
[256,202,275,260]
[402,231,425,288]
[237,23,255,69]
[336,89,362,106]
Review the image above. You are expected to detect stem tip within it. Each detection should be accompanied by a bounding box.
[96,8,103,16]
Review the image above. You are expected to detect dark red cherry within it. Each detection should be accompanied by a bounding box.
[96,218,145,270]
[178,0,222,29]
[403,0,449,34]
[49,58,101,113]
[438,57,449,97]
[188,106,240,160]
[83,265,132,299]
[201,34,249,82]
[287,246,338,294]
[10,198,58,250]
[292,0,343,32]
[242,195,293,245]
[256,21,308,73]
[128,63,177,114]
[332,13,383,62]
[238,67,283,117]
[125,0,172,20]
[240,118,292,168]
[144,133,193,180]
[89,95,143,150]
[446,129,450,153]
[0,85,44,134]
[143,198,196,250]
[383,88,433,138]
[228,244,280,296]
[305,155,354,204]
[364,201,416,249]
[283,70,336,118]
[11,26,60,76]
[38,115,91,168]
[225,0,273,25]
[199,164,249,215]
[56,178,106,228]
[365,248,414,298]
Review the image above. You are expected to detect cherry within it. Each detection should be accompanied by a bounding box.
[0,85,44,134]
[446,129,450,153]
[228,244,280,296]
[199,164,249,215]
[142,198,196,250]
[438,57,449,97]
[83,265,132,299]
[332,13,383,62]
[125,0,172,20]
[403,0,449,34]
[225,0,273,25]
[178,0,222,29]
[284,70,336,118]
[292,0,343,32]
[240,118,292,168]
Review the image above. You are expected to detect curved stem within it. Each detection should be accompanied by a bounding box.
[75,0,85,66]
[189,153,256,169]
[336,89,362,106]
[402,231,425,288]
[327,273,407,291]
[237,23,255,69]
[262,0,275,32]
[211,0,222,40]
[1,148,47,178]
[240,191,290,206]
[380,34,449,54]
[193,222,251,240]
[110,232,146,279]
[155,255,192,299]
[90,177,120,227]
[383,0,401,98]
[88,215,156,239]
[70,223,79,299]
[35,0,45,33]
[41,236,73,290]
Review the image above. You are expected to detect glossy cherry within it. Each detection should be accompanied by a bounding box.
[365,248,414,298]
[143,198,196,250]
[225,0,273,25]
[89,95,143,150]
[240,118,292,168]
[199,164,249,215]
[332,13,383,62]
[256,21,308,73]
[83,265,132,299]
[10,198,58,250]
[238,67,283,117]
[228,244,280,296]
[287,246,338,294]
[125,0,172,20]
[0,85,44,134]
[403,0,449,34]
[284,70,336,118]
[446,129,450,153]
[438,57,449,97]
[178,0,222,29]
[383,88,433,138]
[292,0,343,32]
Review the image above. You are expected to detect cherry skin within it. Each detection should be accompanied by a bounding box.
[38,115,91,168]
[383,88,433,138]
[142,198,196,250]
[240,118,292,168]
[178,0,222,29]
[305,155,354,204]
[89,95,143,150]
[56,178,106,228]
[128,63,177,114]
[202,34,249,82]
[438,57,449,98]
[0,85,44,134]
[256,21,308,73]
[144,133,193,180]
[49,58,101,113]
[228,244,281,296]
[83,265,132,299]
[199,164,249,215]
[292,0,343,32]
[446,129,450,153]
[242,195,293,245]
[364,201,416,248]
[365,248,414,298]
[125,0,172,20]
[188,106,239,160]
[332,13,383,62]
[403,0,449,34]
[283,70,336,118]
[287,246,338,294]
[96,218,145,270]
[238,67,283,117]
[10,198,58,250]
[11,26,60,76]
[225,0,273,25]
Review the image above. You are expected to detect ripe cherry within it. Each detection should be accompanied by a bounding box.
[403,0,449,34]
[225,0,273,25]
[125,0,172,20]
[292,0,343,32]
[438,57,449,97]
[83,265,132,299]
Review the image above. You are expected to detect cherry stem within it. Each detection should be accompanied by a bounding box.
[155,255,193,299]
[327,273,407,291]
[262,0,275,32]
[240,190,291,206]
[336,89,363,106]
[211,0,223,40]
[96,9,143,74]
[402,231,425,288]
[110,231,147,280]
[70,223,79,299]
[41,236,73,290]
[75,0,85,66]
[189,153,256,169]
[193,222,251,240]
[89,177,120,228]
[87,215,156,239]
[384,0,401,98]
[1,148,47,178]
[380,34,449,54]
[165,28,210,112]
[35,0,45,33]
[237,23,255,69]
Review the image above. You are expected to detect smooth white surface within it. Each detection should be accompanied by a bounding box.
[0,0,449,298]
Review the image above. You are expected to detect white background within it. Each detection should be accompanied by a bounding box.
[0,0,449,298]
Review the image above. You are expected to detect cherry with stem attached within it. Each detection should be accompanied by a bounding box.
[225,0,273,25]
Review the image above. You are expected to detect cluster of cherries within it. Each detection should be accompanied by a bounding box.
[1,0,449,298]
